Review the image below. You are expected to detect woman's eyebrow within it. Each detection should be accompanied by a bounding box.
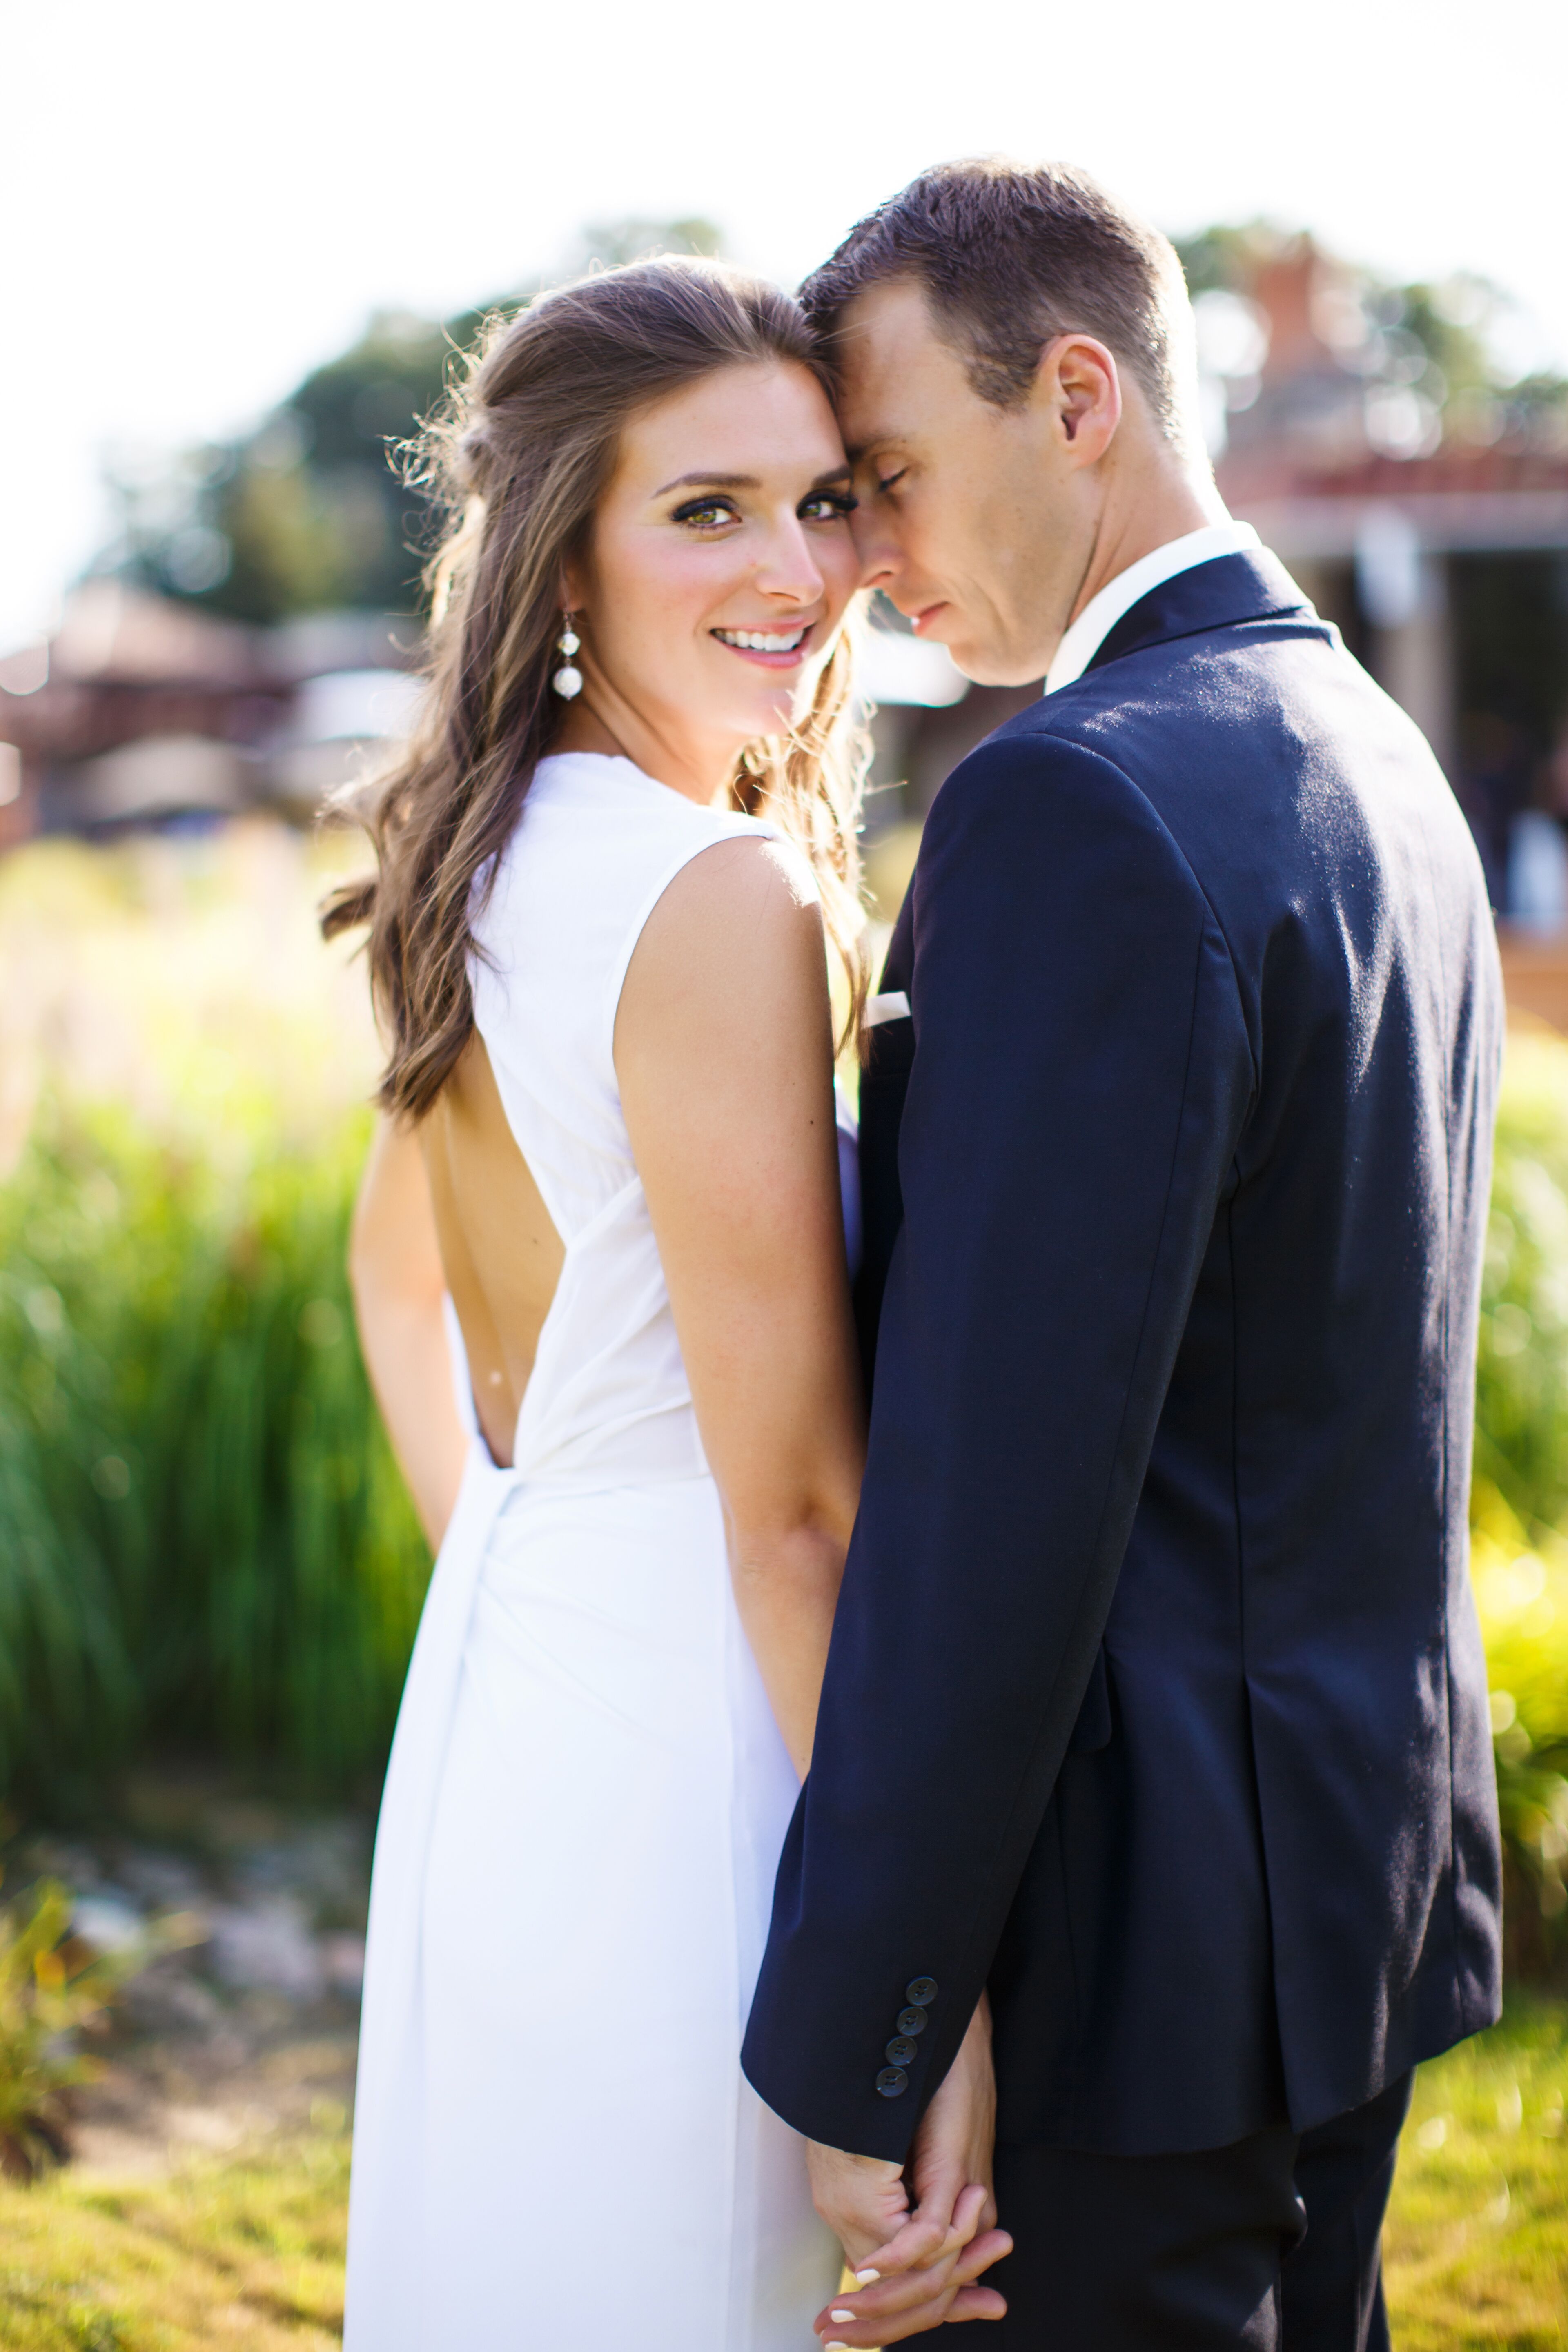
[654,470,760,497]
[652,463,853,497]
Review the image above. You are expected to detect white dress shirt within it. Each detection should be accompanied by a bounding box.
[1044,519,1262,695]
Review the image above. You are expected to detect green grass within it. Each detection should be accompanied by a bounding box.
[0,2129,348,2349]
[1386,2000,1568,2349]
[0,2014,1559,2350]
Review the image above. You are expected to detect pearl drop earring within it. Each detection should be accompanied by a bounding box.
[552,611,583,699]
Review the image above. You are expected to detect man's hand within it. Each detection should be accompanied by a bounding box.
[806,1998,1011,2343]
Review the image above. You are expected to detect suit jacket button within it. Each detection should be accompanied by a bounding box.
[906,1977,938,2007]
[876,2067,909,2098]
[896,2006,927,2038]
[885,2036,918,2066]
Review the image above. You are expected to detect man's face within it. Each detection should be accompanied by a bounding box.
[832,279,1097,687]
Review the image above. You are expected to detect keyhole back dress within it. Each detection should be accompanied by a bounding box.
[343,751,844,2350]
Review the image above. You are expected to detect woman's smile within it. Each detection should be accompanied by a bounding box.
[711,620,815,668]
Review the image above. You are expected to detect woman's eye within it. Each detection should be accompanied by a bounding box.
[672,498,738,530]
[800,492,858,523]
[874,466,908,496]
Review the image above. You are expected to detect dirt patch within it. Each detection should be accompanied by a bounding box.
[11,1771,372,2181]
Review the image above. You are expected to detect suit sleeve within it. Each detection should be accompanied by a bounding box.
[742,731,1255,2160]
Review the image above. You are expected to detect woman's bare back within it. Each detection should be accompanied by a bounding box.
[419,1036,564,1468]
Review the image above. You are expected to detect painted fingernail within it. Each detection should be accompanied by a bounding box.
[854,2268,880,2284]
[831,2313,856,2325]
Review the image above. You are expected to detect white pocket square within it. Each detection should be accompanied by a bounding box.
[866,990,911,1027]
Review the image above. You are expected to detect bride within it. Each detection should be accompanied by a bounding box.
[329,256,875,2346]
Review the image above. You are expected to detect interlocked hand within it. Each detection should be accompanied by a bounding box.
[806,1998,1011,2343]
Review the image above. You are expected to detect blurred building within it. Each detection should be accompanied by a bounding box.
[0,583,419,848]
[1206,236,1568,925]
[864,235,1568,950]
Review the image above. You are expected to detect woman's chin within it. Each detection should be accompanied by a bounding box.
[727,694,799,744]
[691,648,815,746]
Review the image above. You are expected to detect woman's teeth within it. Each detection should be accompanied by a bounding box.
[713,626,806,652]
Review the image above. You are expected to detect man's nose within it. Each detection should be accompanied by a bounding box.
[849,503,898,589]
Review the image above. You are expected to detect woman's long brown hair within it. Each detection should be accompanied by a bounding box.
[323,256,870,1122]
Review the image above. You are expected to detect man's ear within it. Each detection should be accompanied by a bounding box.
[1036,334,1121,466]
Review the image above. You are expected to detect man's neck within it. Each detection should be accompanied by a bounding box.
[1066,463,1229,630]
[1043,492,1257,699]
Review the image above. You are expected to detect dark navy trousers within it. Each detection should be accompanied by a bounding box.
[978,2074,1414,2350]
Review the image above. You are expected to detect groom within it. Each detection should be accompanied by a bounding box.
[743,161,1504,2347]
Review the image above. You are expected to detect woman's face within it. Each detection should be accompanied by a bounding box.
[566,360,862,774]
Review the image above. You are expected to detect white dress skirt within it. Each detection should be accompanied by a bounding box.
[344,753,845,2349]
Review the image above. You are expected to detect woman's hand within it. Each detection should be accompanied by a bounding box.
[806,1999,1010,2343]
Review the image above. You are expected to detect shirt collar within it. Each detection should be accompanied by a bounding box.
[1044,519,1262,695]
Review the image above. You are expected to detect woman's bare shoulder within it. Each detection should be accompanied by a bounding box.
[660,828,820,921]
[617,832,827,1067]
[631,833,821,989]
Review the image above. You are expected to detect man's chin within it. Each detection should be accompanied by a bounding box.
[918,608,1049,690]
[949,646,1048,692]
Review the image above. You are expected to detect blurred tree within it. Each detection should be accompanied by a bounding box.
[1175,223,1273,301]
[561,216,722,272]
[1176,224,1568,457]
[104,216,723,626]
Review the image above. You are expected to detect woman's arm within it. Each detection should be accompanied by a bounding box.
[615,835,866,1780]
[348,1115,469,1551]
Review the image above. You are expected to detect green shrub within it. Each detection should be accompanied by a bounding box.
[0,1875,200,2179]
[1471,1035,1568,1967]
[1476,1035,1568,1532]
[0,1104,429,1809]
[1472,1484,1568,1967]
[2,827,1568,1979]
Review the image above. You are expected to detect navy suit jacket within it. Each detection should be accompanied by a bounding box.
[742,551,1504,2161]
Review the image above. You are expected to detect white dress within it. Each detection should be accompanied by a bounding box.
[344,752,844,2350]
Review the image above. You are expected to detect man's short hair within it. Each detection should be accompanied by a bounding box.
[801,158,1192,438]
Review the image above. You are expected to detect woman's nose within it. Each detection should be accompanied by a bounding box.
[756,514,826,604]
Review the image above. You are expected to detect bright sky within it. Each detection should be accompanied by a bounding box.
[6,0,1565,650]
